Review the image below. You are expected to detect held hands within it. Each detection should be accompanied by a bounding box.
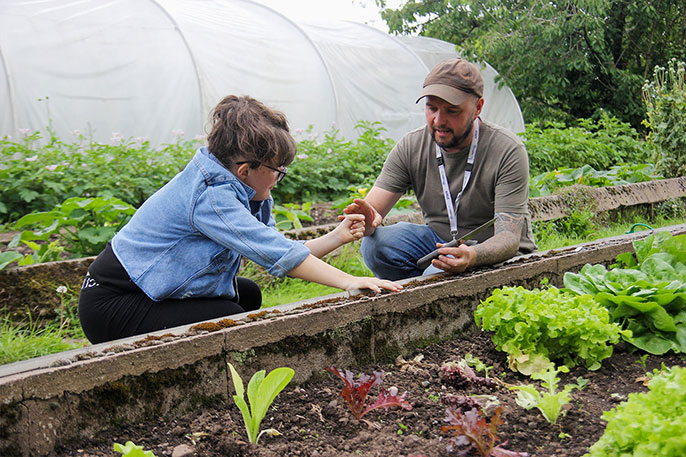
[341,198,383,237]
[332,213,366,244]
[431,242,477,274]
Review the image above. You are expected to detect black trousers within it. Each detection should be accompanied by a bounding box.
[78,244,261,344]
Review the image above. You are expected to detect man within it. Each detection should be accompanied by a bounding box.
[344,58,537,280]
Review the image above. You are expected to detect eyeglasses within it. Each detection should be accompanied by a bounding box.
[236,161,288,183]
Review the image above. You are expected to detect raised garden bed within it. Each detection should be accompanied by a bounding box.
[51,333,685,457]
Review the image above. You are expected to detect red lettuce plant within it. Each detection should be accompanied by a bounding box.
[442,359,497,389]
[442,406,528,457]
[325,366,412,421]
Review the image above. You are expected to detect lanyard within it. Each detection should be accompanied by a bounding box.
[435,119,480,240]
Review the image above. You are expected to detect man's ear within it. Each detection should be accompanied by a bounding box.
[475,97,485,117]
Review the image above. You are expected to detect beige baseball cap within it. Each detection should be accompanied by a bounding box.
[416,58,484,105]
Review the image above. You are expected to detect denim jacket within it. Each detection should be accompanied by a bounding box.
[111,147,310,301]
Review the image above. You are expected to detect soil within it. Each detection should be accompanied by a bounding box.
[54,333,686,457]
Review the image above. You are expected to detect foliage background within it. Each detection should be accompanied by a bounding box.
[377,0,686,130]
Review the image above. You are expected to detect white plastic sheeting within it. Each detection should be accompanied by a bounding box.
[0,0,525,146]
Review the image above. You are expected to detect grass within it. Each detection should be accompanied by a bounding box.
[0,310,87,365]
[1,209,684,365]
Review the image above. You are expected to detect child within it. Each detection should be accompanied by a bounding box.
[78,95,401,344]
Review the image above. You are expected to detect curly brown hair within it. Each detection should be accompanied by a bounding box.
[207,95,296,170]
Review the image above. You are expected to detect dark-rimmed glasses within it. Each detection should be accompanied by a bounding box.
[235,161,288,183]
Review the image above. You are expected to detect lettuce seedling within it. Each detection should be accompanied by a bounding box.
[442,406,528,456]
[325,366,412,421]
[441,359,497,389]
[509,365,587,424]
[227,362,294,444]
[113,441,155,457]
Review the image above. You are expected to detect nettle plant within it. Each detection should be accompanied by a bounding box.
[325,366,412,424]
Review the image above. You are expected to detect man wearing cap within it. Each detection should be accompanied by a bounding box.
[344,58,536,280]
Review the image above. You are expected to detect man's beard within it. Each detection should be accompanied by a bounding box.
[432,118,474,151]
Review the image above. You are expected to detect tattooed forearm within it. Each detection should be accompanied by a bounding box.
[473,212,524,266]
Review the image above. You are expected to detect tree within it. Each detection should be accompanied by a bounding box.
[377,0,686,129]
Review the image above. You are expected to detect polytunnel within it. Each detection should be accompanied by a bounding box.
[0,0,525,146]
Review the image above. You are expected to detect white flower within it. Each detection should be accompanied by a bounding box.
[56,286,68,294]
[194,134,206,141]
[326,148,333,154]
[297,153,309,160]
[25,155,38,162]
[18,128,30,135]
[45,164,58,171]
[171,129,185,138]
[71,129,81,136]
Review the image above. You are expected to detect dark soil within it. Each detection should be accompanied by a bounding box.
[54,333,686,457]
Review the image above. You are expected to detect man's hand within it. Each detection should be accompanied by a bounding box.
[341,198,383,237]
[431,242,478,274]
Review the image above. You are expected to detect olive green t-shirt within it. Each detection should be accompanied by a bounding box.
[375,119,536,254]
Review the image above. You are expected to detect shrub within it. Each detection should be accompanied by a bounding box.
[523,113,651,176]
[642,58,686,178]
[272,121,394,203]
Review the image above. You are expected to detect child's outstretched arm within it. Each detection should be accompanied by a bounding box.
[304,213,365,259]
[288,254,402,293]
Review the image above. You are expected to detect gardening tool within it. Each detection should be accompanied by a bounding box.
[416,217,497,271]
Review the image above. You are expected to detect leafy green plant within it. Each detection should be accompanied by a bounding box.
[273,121,393,203]
[584,365,686,457]
[11,196,136,258]
[0,128,198,223]
[272,202,313,230]
[529,163,661,198]
[227,362,294,444]
[509,365,587,425]
[564,232,686,354]
[113,441,155,457]
[475,286,629,375]
[523,114,651,176]
[0,251,23,272]
[643,58,686,178]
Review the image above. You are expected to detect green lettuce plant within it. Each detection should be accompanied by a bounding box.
[564,232,686,354]
[509,365,587,424]
[113,441,155,457]
[227,362,294,444]
[584,365,686,457]
[475,285,629,375]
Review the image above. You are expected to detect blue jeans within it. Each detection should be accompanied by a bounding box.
[360,222,447,280]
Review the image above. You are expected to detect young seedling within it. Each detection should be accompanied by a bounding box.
[227,362,295,444]
[509,365,587,424]
[464,353,494,379]
[325,366,412,423]
[441,359,497,389]
[113,441,156,457]
[441,406,528,456]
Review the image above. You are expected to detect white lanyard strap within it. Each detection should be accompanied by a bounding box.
[435,119,480,240]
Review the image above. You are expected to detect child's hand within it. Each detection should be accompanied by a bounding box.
[344,277,403,293]
[333,213,365,244]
